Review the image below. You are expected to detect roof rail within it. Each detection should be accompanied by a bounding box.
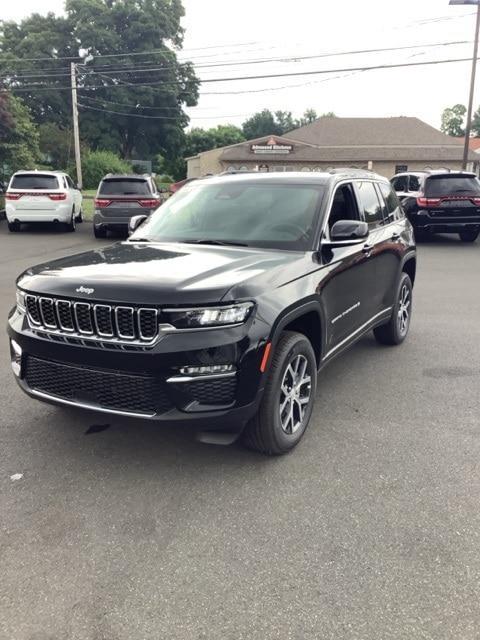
[328,168,374,176]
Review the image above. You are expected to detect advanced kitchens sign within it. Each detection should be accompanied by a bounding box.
[250,137,293,155]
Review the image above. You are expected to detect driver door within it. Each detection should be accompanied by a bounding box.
[318,182,376,356]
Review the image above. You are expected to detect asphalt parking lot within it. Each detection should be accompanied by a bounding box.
[1,221,480,640]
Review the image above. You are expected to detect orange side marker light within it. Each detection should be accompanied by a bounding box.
[260,342,272,373]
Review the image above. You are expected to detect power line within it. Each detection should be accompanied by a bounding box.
[77,102,248,119]
[1,56,474,94]
[1,39,471,82]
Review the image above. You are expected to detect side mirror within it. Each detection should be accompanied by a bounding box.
[128,214,148,235]
[328,220,369,245]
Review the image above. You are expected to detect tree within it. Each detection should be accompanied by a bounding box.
[1,0,199,161]
[0,94,40,179]
[39,122,76,169]
[471,106,480,137]
[80,150,132,189]
[441,104,466,137]
[185,124,245,156]
[242,109,283,139]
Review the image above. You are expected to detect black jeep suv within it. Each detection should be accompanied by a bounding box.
[93,174,162,238]
[391,170,480,242]
[8,171,416,455]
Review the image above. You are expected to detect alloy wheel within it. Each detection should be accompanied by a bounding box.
[397,283,411,337]
[279,354,312,434]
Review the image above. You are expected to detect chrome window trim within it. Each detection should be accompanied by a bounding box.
[93,304,114,338]
[39,297,58,329]
[74,302,94,335]
[55,299,75,333]
[115,306,135,339]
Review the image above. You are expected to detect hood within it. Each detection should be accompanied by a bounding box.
[17,241,308,305]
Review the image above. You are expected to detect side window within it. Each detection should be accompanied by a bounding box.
[408,175,421,192]
[356,181,383,228]
[327,183,360,233]
[379,182,403,222]
[66,176,74,189]
[62,176,68,189]
[391,175,408,192]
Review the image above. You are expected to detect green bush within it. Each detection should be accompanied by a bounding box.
[80,151,132,190]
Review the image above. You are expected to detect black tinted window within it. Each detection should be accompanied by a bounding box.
[425,175,480,196]
[408,175,421,191]
[379,183,403,221]
[10,174,59,190]
[99,179,151,195]
[391,176,408,192]
[356,181,383,227]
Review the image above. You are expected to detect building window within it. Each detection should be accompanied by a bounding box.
[395,164,408,173]
[301,167,311,172]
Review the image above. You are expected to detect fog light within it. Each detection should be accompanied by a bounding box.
[179,364,235,376]
[10,340,23,377]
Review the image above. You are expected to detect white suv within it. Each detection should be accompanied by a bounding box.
[6,170,83,232]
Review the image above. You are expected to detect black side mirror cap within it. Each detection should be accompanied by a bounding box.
[327,220,369,246]
[128,214,148,235]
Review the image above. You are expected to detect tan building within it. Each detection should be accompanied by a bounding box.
[187,116,478,179]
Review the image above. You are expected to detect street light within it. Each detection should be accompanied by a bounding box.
[449,0,480,169]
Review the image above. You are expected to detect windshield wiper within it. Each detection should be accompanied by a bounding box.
[189,239,249,247]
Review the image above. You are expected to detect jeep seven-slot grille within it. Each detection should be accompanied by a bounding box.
[24,294,158,343]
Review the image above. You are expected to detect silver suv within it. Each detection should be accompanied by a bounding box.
[93,174,162,238]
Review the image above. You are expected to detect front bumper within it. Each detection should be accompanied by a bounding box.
[8,309,267,434]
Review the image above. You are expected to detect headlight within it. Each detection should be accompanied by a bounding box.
[16,289,26,314]
[165,302,254,329]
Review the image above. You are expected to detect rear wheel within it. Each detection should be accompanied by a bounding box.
[459,230,479,243]
[374,272,412,346]
[65,211,76,232]
[75,208,83,223]
[94,225,108,239]
[7,221,20,232]
[243,331,317,455]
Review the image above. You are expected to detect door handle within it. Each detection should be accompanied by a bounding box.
[362,243,373,254]
[391,232,401,241]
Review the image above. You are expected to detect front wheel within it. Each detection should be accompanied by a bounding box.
[374,272,413,346]
[459,230,479,243]
[94,225,108,239]
[243,331,317,455]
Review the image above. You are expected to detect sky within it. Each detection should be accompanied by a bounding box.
[3,0,480,131]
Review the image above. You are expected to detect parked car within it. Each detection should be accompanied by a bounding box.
[5,170,82,232]
[8,170,416,455]
[93,174,162,238]
[391,170,480,242]
[0,181,5,214]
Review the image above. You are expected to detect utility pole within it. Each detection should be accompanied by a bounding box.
[450,0,480,170]
[70,62,83,189]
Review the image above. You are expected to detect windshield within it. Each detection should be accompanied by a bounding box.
[425,175,480,196]
[130,181,324,250]
[10,174,59,190]
[100,179,151,195]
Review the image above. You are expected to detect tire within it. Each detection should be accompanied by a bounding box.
[7,221,20,232]
[373,272,413,346]
[65,212,76,232]
[242,331,317,455]
[75,208,83,223]
[459,230,479,243]
[94,225,107,238]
